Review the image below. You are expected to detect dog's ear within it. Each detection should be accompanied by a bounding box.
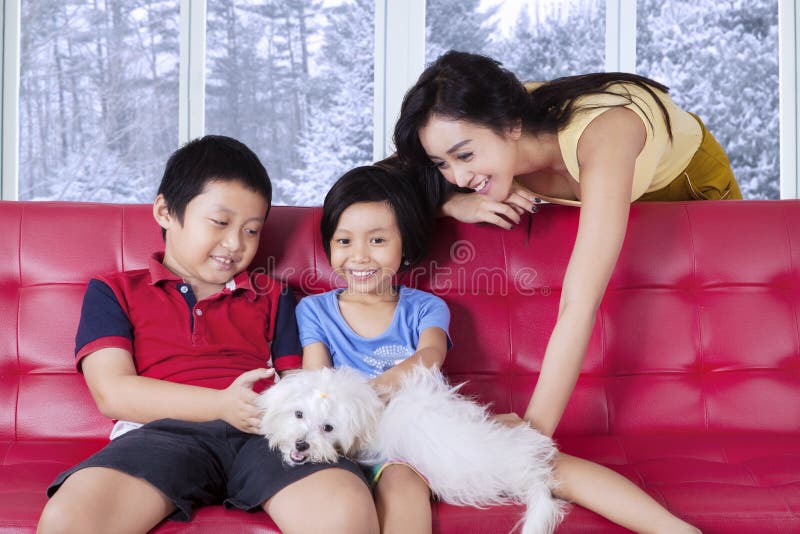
[257,373,305,435]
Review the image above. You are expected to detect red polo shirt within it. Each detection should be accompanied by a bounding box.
[75,253,302,389]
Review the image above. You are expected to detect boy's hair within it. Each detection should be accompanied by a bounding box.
[321,162,435,272]
[156,135,272,236]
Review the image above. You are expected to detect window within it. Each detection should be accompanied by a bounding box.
[6,1,796,203]
[19,1,180,202]
[426,0,605,80]
[637,0,779,199]
[205,0,374,206]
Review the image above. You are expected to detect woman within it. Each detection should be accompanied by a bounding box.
[394,50,741,439]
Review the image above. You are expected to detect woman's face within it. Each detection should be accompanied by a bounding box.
[418,115,521,202]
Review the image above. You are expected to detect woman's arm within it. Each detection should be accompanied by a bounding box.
[82,348,272,434]
[370,327,448,394]
[523,107,645,436]
[441,182,537,229]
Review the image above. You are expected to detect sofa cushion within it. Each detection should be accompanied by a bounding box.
[1,200,798,532]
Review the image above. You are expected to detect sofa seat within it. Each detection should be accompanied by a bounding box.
[3,434,798,533]
[2,200,799,533]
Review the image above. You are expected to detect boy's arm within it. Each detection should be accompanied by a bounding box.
[302,342,333,369]
[369,326,448,393]
[82,347,272,434]
[270,289,304,376]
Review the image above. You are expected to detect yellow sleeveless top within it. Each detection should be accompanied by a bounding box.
[526,81,702,202]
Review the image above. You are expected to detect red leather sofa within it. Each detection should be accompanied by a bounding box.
[1,200,798,533]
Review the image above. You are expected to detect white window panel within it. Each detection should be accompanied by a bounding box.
[204,0,375,207]
[17,0,180,202]
[637,0,781,199]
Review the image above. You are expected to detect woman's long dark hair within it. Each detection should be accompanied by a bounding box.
[527,71,671,140]
[394,50,673,171]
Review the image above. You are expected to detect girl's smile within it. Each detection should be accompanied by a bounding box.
[330,201,403,299]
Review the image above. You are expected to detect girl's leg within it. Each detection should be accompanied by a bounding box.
[373,464,432,534]
[37,467,175,534]
[552,452,700,534]
[264,467,379,534]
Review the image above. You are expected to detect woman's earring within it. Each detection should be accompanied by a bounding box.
[403,259,411,266]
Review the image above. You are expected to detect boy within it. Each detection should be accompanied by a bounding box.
[37,136,378,534]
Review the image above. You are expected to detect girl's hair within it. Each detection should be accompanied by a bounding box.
[393,50,672,169]
[321,161,435,272]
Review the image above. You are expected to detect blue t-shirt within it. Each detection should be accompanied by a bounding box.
[296,286,451,377]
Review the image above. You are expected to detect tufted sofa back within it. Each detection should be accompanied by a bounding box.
[1,200,798,442]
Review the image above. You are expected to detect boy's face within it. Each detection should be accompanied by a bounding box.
[154,180,269,298]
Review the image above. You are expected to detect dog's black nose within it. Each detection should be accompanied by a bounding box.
[295,439,309,452]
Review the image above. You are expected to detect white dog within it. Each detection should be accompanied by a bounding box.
[257,366,383,466]
[258,366,566,534]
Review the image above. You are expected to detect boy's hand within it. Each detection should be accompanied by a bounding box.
[219,368,274,434]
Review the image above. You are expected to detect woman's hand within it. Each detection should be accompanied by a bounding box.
[507,179,540,213]
[493,412,528,427]
[442,180,537,229]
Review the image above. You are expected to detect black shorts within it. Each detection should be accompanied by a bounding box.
[47,418,368,522]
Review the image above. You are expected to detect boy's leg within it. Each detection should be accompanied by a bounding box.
[225,433,377,534]
[373,464,432,534]
[37,467,174,534]
[263,468,379,534]
[41,419,235,532]
[552,452,700,534]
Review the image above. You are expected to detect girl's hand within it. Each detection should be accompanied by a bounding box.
[218,368,274,434]
[368,376,392,404]
[442,184,536,230]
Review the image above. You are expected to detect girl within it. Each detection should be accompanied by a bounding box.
[299,164,699,533]
[300,164,446,533]
[393,50,742,439]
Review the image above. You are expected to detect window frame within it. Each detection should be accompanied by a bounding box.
[1,0,796,200]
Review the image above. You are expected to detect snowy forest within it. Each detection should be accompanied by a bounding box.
[19,0,779,204]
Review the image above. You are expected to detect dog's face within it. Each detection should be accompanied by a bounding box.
[257,367,383,466]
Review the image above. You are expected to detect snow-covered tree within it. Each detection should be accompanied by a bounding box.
[425,0,497,64]
[491,0,604,81]
[19,0,179,202]
[637,0,779,198]
[279,0,374,206]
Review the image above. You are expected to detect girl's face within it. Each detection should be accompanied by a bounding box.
[329,201,403,297]
[419,115,522,202]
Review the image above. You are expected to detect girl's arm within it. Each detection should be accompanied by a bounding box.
[81,347,272,434]
[523,107,645,436]
[370,327,448,394]
[302,342,333,369]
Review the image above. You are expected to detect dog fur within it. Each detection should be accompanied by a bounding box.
[258,365,566,533]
